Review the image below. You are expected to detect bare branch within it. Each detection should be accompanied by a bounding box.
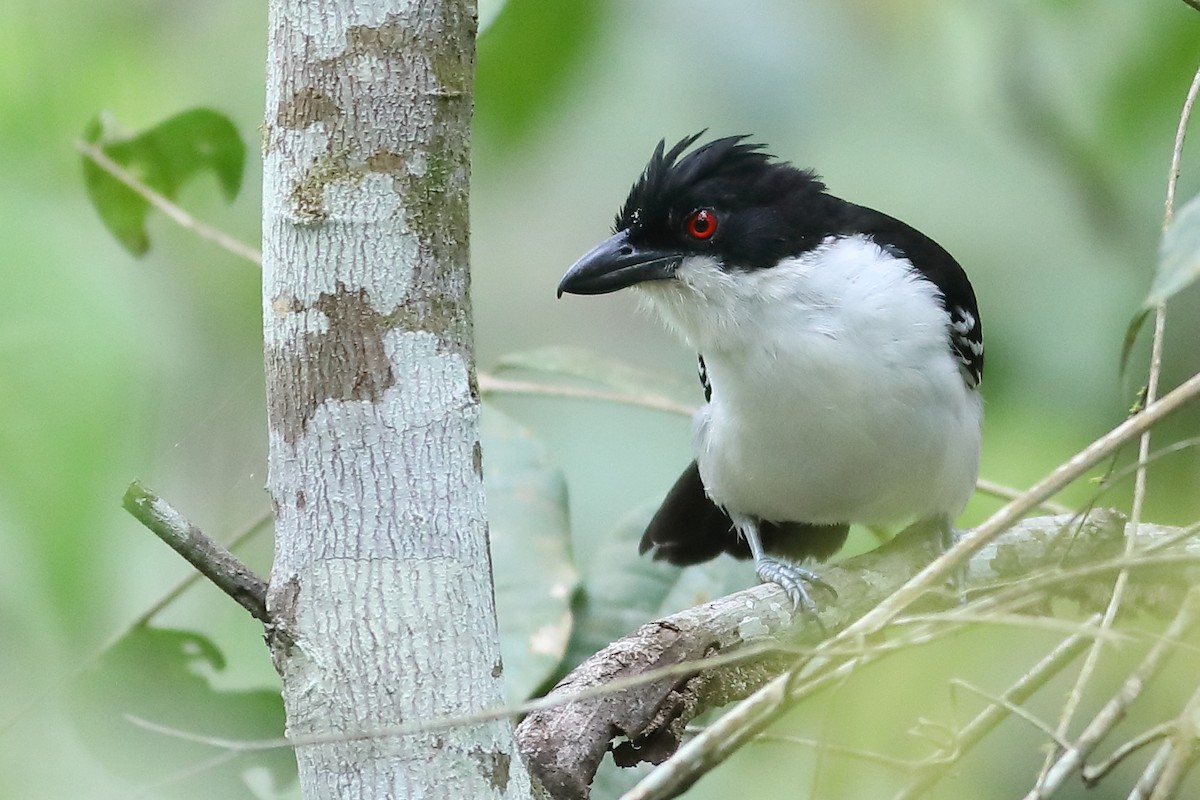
[1146,735,1195,800]
[122,481,269,623]
[477,373,695,416]
[1027,588,1200,798]
[1131,740,1175,800]
[895,616,1099,800]
[746,732,914,771]
[975,478,1072,515]
[950,679,1071,749]
[1082,722,1174,787]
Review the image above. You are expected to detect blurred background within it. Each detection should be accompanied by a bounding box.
[3,0,1200,797]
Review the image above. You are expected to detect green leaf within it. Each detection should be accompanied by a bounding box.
[1146,192,1200,307]
[476,0,605,147]
[492,346,699,413]
[483,405,579,702]
[69,627,295,799]
[81,108,245,256]
[1123,192,1200,373]
[562,503,753,670]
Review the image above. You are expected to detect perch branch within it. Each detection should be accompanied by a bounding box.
[122,481,269,623]
[518,512,1200,799]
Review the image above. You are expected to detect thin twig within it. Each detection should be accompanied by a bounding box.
[891,612,1126,645]
[127,511,273,626]
[75,139,263,266]
[895,616,1099,800]
[623,371,1200,800]
[477,373,696,416]
[1144,679,1200,799]
[1042,59,1200,790]
[748,732,915,771]
[1082,722,1174,787]
[976,478,1073,515]
[123,482,269,623]
[119,749,246,800]
[1147,736,1194,800]
[1089,437,1200,504]
[481,373,1074,514]
[123,639,788,755]
[1131,741,1175,800]
[951,679,1072,749]
[1028,588,1200,798]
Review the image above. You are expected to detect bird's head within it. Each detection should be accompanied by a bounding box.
[557,133,832,298]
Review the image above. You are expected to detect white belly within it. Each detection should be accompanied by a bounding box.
[694,347,981,525]
[638,235,983,526]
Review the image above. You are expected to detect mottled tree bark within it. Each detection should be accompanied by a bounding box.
[261,2,532,797]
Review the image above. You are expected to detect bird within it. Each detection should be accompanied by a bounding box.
[556,133,984,614]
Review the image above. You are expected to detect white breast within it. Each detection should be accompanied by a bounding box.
[636,234,982,526]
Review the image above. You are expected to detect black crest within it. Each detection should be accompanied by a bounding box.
[614,133,835,270]
[612,133,983,385]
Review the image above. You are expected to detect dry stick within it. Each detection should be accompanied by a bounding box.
[894,616,1099,800]
[480,374,1072,514]
[1144,680,1200,800]
[950,679,1072,748]
[745,733,915,772]
[976,477,1072,515]
[1131,741,1175,800]
[1146,733,1195,800]
[1082,722,1174,787]
[1037,60,1200,795]
[1024,588,1200,799]
[477,373,696,417]
[75,140,263,266]
[123,481,269,623]
[623,370,1200,800]
[126,511,273,627]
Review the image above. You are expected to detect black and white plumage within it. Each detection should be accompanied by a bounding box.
[557,134,984,612]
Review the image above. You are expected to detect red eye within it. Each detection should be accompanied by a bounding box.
[685,208,718,240]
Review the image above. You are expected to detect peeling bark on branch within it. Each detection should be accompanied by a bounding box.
[516,511,1200,800]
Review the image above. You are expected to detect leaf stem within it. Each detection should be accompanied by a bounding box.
[76,139,263,266]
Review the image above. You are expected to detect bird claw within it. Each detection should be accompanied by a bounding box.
[754,556,837,623]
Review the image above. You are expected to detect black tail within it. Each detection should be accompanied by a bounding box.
[638,461,849,566]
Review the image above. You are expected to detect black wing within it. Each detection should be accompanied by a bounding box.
[639,462,849,565]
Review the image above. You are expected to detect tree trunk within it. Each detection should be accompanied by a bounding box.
[261,1,532,797]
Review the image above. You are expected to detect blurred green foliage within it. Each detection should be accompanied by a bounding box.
[3,1,1200,798]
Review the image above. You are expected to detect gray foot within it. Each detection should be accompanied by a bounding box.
[754,555,837,619]
[937,520,968,603]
